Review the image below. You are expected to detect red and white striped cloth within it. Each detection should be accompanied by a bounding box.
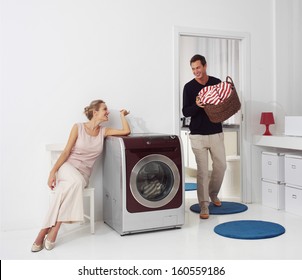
[197,82,232,105]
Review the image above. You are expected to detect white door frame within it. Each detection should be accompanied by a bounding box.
[173,26,252,203]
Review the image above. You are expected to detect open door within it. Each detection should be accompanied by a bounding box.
[173,27,252,203]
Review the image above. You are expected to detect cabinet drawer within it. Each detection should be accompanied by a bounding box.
[285,155,302,186]
[262,180,285,210]
[285,184,302,216]
[261,152,285,182]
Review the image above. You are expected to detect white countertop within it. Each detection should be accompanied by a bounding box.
[253,135,302,150]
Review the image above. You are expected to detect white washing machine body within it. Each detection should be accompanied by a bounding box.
[103,134,185,235]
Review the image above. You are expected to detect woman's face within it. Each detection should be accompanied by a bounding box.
[96,103,109,122]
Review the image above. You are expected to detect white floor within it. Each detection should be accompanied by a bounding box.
[1,188,302,261]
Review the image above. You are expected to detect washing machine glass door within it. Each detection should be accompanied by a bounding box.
[130,154,180,208]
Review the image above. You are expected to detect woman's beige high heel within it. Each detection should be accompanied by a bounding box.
[31,242,43,252]
[44,237,55,250]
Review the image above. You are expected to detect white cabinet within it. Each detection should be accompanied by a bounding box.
[285,185,302,215]
[285,155,302,186]
[261,152,285,182]
[285,155,302,216]
[180,130,215,171]
[261,152,285,209]
[261,179,285,210]
[254,135,302,214]
[180,130,197,170]
[181,129,239,172]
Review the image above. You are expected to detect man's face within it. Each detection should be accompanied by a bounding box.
[191,60,207,79]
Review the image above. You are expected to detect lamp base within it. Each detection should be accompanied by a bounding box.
[263,124,272,136]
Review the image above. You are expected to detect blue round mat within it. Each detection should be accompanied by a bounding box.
[190,201,248,215]
[214,220,286,239]
[185,183,197,191]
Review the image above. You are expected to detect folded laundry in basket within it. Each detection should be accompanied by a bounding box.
[197,81,233,105]
[202,76,241,123]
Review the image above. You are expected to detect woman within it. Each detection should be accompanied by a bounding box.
[31,100,130,252]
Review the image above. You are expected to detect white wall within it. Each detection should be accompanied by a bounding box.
[1,0,301,231]
[251,0,302,204]
[275,0,302,124]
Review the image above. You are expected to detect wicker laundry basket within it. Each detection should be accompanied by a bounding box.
[204,76,241,123]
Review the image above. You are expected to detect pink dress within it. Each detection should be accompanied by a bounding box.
[67,123,106,177]
[42,123,106,228]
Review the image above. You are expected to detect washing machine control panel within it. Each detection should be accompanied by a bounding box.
[122,134,180,149]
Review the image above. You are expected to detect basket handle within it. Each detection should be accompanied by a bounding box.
[226,76,234,85]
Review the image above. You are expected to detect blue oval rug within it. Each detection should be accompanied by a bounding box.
[214,220,286,239]
[185,183,197,191]
[190,202,248,215]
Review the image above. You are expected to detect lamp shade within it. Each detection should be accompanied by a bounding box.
[260,112,275,135]
[260,112,275,125]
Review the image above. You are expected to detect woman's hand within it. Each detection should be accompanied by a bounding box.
[105,109,131,136]
[120,109,130,116]
[48,171,56,190]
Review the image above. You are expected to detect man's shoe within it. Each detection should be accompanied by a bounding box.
[210,196,222,207]
[212,199,222,207]
[199,205,209,219]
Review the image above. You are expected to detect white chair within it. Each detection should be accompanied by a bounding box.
[83,187,95,234]
[46,144,95,234]
[49,186,95,234]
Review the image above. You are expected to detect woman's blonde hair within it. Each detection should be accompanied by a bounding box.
[84,99,105,120]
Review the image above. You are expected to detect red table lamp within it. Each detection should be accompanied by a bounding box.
[260,112,275,136]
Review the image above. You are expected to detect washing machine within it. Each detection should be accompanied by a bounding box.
[103,134,184,235]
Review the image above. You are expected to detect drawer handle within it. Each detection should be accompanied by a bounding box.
[292,194,297,199]
[291,164,296,169]
[268,189,272,193]
[268,161,272,165]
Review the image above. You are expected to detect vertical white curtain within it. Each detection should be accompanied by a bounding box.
[180,36,240,124]
[197,37,239,87]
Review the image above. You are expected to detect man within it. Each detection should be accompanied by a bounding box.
[182,54,226,219]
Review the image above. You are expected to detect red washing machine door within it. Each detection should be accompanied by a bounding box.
[127,154,182,212]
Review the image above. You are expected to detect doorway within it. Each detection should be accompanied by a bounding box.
[173,27,252,203]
